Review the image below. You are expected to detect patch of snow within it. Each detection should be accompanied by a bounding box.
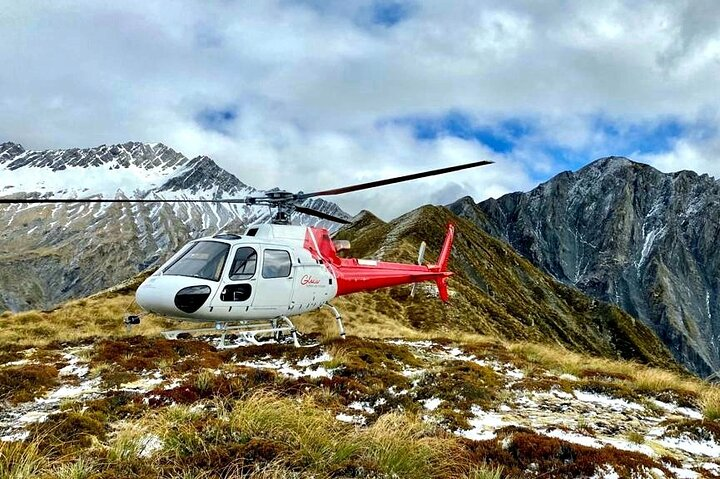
[603,437,656,456]
[387,385,408,396]
[550,388,574,400]
[139,434,163,458]
[543,428,602,448]
[120,376,164,392]
[458,405,512,442]
[237,357,333,379]
[668,466,700,478]
[650,399,703,420]
[559,373,579,382]
[401,367,425,378]
[702,462,720,473]
[0,430,30,442]
[297,352,331,367]
[3,359,32,367]
[336,413,365,425]
[443,347,475,361]
[505,367,525,380]
[573,390,644,412]
[59,363,89,377]
[348,401,375,414]
[590,465,619,479]
[659,435,720,457]
[45,378,102,401]
[387,339,435,349]
[636,226,666,270]
[422,398,443,411]
[19,411,50,424]
[58,349,91,378]
[305,366,331,379]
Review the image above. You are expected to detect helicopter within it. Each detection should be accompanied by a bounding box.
[1,159,493,347]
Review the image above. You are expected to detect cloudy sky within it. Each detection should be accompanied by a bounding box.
[1,1,719,219]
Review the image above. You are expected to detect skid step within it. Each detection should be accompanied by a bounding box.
[161,317,300,348]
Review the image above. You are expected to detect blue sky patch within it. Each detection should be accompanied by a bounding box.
[370,1,411,27]
[196,107,238,135]
[394,112,533,154]
[592,116,685,156]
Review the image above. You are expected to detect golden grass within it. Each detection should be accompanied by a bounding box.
[626,431,645,444]
[468,465,504,479]
[52,457,96,479]
[632,369,701,396]
[0,441,47,479]
[142,391,473,478]
[0,293,192,348]
[700,386,720,420]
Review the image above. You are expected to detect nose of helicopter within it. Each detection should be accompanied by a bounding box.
[136,275,216,318]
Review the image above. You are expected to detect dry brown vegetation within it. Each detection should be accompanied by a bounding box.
[0,390,679,479]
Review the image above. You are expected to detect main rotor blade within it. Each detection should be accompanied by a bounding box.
[296,160,494,199]
[0,198,247,204]
[295,205,351,224]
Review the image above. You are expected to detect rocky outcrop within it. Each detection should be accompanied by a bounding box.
[449,157,720,378]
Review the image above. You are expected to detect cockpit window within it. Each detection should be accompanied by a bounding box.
[262,249,292,278]
[163,241,230,282]
[229,247,257,280]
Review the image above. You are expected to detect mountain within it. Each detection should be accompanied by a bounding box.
[326,205,678,370]
[449,157,720,378]
[0,141,349,312]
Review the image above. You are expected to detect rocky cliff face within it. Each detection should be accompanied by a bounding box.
[0,141,348,312]
[449,157,720,378]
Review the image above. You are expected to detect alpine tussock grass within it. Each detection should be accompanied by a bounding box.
[0,391,478,479]
[700,386,720,420]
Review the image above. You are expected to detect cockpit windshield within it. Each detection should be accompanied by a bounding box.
[163,241,230,282]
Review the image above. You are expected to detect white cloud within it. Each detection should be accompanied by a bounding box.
[1,1,719,218]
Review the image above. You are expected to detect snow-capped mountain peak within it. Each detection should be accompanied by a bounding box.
[0,141,350,311]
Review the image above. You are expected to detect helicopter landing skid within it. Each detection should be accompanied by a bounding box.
[161,316,300,349]
[322,303,346,339]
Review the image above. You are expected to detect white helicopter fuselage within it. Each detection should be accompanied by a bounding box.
[136,224,337,322]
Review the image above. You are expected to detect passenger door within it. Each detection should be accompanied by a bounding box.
[211,246,257,308]
[251,248,295,311]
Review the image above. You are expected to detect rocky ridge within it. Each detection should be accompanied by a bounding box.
[449,157,720,378]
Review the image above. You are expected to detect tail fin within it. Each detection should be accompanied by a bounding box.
[434,223,455,302]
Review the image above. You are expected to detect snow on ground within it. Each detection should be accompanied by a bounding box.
[650,399,704,420]
[2,338,719,477]
[237,351,333,379]
[459,406,513,441]
[659,435,720,457]
[138,434,164,458]
[572,390,645,412]
[422,397,443,411]
[336,413,366,425]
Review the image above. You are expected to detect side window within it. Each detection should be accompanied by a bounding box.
[229,247,257,280]
[262,249,292,278]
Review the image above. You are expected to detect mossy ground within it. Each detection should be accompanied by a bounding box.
[2,329,718,478]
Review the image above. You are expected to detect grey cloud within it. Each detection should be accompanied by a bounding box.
[1,1,719,217]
